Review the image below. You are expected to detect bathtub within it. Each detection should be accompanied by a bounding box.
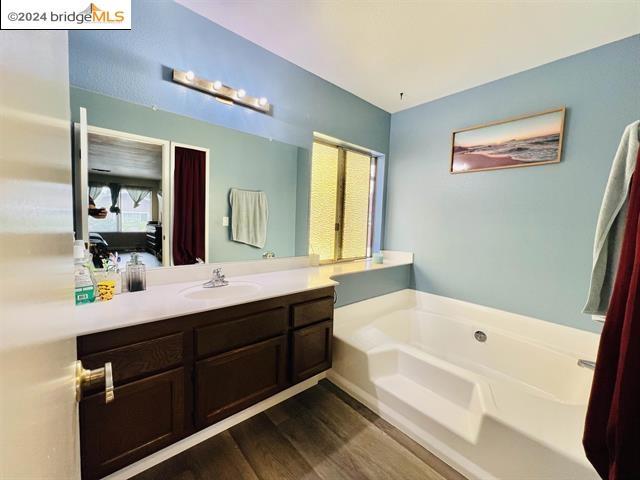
[328,289,600,480]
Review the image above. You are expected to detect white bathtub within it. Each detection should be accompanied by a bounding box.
[328,289,600,480]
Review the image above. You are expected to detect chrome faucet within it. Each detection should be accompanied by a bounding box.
[203,267,229,288]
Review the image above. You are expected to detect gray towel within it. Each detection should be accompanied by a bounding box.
[229,188,268,248]
[584,120,640,315]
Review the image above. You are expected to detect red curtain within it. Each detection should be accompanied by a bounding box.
[172,146,206,266]
[584,149,640,479]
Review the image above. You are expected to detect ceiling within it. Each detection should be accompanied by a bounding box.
[88,133,162,180]
[176,0,639,113]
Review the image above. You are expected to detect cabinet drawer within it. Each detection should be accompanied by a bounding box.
[195,335,287,428]
[80,333,183,387]
[291,320,333,383]
[80,368,185,480]
[196,307,287,358]
[291,296,334,328]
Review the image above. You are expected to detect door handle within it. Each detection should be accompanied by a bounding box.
[75,360,115,404]
[578,359,596,370]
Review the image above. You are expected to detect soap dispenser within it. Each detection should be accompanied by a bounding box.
[74,240,96,305]
[126,253,146,292]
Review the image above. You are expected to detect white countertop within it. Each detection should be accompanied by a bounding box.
[0,251,413,351]
[76,253,412,336]
[2,252,412,349]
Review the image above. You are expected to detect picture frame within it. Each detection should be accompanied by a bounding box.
[450,107,566,174]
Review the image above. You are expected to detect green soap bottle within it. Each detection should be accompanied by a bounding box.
[74,240,96,305]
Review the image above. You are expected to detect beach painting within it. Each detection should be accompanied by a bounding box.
[450,107,565,173]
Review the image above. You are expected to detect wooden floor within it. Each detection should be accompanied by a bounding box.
[133,380,467,480]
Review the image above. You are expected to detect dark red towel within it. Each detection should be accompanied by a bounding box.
[583,148,640,480]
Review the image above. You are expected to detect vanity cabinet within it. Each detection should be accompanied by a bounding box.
[77,286,334,480]
[292,320,333,383]
[79,368,185,480]
[195,335,287,427]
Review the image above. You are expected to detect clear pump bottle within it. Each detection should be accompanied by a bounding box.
[126,253,146,292]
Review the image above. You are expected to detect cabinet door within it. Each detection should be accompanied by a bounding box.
[195,335,286,428]
[292,320,333,383]
[80,368,185,480]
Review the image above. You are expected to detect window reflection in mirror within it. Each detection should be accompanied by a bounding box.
[78,128,168,268]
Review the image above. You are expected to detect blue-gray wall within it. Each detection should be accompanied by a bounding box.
[335,265,412,308]
[71,87,301,262]
[68,0,390,253]
[385,36,640,333]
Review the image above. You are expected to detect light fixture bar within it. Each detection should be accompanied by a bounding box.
[172,69,271,114]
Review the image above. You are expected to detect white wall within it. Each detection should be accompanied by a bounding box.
[0,31,79,478]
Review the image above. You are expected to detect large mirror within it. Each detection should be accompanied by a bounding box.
[71,87,312,268]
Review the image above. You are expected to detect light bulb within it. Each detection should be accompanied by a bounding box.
[258,97,268,106]
[212,80,222,90]
[237,89,246,98]
[185,70,195,81]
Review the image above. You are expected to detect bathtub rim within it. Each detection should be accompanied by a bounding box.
[334,289,600,360]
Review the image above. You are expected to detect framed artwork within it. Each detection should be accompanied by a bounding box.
[450,107,566,174]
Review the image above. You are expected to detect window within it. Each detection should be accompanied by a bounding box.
[120,189,152,232]
[308,141,377,263]
[88,185,152,233]
[88,186,117,232]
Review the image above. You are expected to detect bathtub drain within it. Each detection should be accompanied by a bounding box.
[474,330,487,342]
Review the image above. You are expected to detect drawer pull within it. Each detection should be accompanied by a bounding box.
[76,360,115,404]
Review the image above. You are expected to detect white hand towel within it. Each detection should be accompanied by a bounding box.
[229,188,268,248]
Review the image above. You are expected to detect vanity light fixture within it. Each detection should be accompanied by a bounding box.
[172,68,271,114]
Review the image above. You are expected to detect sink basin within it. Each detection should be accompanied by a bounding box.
[180,281,261,301]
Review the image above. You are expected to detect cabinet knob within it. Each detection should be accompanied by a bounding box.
[75,360,115,404]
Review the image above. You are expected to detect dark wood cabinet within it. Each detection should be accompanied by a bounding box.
[80,368,185,480]
[292,320,333,383]
[195,307,287,358]
[77,286,333,480]
[195,335,287,427]
[291,296,334,328]
[81,332,184,387]
[145,223,162,261]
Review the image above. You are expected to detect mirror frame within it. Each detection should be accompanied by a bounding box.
[73,118,172,267]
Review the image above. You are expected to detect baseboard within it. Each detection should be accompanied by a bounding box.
[104,372,326,480]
